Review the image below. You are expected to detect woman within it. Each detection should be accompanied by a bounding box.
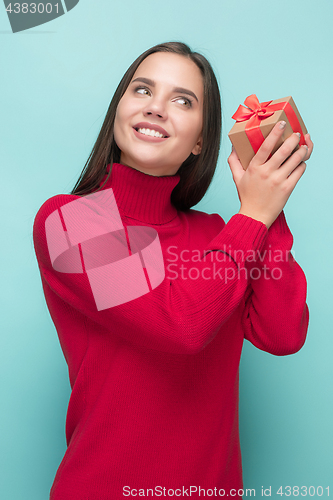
[33,42,313,499]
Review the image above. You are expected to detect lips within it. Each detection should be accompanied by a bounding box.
[133,122,170,138]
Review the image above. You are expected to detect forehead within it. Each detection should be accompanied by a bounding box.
[131,52,204,98]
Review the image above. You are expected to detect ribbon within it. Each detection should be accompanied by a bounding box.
[232,94,306,153]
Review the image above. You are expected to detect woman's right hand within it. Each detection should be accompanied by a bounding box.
[228,121,314,229]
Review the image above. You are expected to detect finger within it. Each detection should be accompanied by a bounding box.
[285,161,307,187]
[267,132,302,169]
[303,134,314,160]
[250,121,287,168]
[228,149,245,184]
[278,144,308,178]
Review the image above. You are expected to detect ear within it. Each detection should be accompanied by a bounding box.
[191,134,203,156]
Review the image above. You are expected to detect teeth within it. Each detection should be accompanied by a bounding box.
[137,128,165,138]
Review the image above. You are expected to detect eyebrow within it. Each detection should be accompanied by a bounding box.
[131,77,199,102]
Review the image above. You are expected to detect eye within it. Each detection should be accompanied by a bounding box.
[174,96,193,108]
[135,86,151,96]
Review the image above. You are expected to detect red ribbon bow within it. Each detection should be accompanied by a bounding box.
[231,94,305,154]
[232,94,274,123]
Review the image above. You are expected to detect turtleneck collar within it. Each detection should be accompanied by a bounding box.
[100,163,181,225]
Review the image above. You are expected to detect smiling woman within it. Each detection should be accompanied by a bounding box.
[33,41,313,500]
[71,42,222,211]
[114,52,204,176]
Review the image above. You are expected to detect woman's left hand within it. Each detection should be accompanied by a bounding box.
[228,132,314,195]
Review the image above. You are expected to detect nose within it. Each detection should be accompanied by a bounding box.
[143,95,167,120]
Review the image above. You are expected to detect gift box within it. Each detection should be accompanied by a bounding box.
[228,94,308,170]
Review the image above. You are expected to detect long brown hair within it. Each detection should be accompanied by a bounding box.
[71,42,222,212]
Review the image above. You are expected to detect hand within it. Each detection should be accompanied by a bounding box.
[228,122,314,229]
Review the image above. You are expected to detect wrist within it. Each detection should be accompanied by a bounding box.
[237,208,272,229]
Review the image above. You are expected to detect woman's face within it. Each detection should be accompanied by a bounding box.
[114,52,204,176]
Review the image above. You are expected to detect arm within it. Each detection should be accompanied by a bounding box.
[228,122,313,355]
[33,195,268,355]
[242,211,309,355]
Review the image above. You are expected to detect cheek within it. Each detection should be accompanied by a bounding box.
[114,101,125,132]
[114,98,141,141]
[114,100,130,145]
[113,110,126,152]
[181,118,202,148]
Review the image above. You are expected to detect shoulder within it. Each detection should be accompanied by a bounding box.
[35,193,80,216]
[34,194,79,226]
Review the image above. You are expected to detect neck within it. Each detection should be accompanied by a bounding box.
[100,163,181,224]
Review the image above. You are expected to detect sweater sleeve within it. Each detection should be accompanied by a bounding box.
[33,194,270,355]
[241,211,309,355]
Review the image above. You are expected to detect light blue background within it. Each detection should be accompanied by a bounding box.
[1,0,332,498]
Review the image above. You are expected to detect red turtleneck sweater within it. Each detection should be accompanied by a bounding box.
[33,163,308,499]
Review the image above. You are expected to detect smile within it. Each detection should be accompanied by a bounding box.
[133,122,170,142]
[132,125,169,143]
[136,128,165,138]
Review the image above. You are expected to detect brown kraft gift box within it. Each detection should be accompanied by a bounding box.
[228,94,308,170]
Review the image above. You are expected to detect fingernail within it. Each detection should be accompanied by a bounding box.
[296,132,301,138]
[303,145,308,151]
[279,121,286,129]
